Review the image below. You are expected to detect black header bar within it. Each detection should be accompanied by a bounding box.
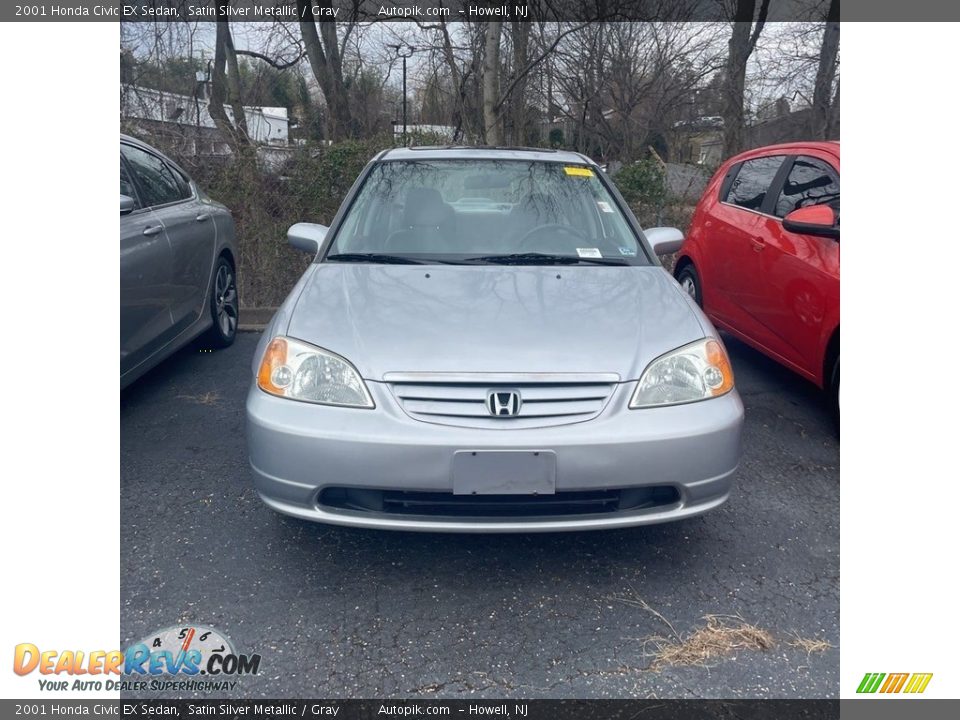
[4,0,960,22]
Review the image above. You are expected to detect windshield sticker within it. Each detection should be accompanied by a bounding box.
[618,247,638,256]
[576,247,603,258]
[564,166,595,178]
[597,201,614,213]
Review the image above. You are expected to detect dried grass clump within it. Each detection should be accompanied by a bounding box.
[787,633,834,656]
[644,614,775,671]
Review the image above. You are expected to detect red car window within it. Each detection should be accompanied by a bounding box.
[724,156,786,211]
[774,157,840,218]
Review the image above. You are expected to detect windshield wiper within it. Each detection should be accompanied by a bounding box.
[465,252,628,266]
[325,253,427,265]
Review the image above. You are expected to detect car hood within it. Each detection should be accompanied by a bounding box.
[285,264,706,381]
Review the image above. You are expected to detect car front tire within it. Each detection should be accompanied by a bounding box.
[676,263,702,308]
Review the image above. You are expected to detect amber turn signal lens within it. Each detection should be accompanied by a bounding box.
[257,337,289,395]
[705,339,735,396]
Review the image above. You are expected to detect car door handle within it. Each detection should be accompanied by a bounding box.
[142,226,163,237]
[196,213,211,222]
[751,236,766,252]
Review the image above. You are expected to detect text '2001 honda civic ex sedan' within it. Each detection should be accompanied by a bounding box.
[246,147,743,532]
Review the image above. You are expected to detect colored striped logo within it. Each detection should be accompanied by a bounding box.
[857,672,933,694]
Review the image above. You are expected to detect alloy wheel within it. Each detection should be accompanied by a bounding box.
[215,264,238,338]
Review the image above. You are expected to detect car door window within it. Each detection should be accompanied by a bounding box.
[122,144,187,208]
[167,163,194,200]
[724,156,786,212]
[120,157,139,206]
[774,156,839,218]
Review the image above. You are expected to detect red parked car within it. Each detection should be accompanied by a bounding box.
[674,141,839,414]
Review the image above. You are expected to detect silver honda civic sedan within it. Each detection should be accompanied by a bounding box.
[246,147,743,532]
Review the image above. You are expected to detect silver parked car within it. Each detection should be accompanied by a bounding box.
[121,135,239,388]
[247,147,743,532]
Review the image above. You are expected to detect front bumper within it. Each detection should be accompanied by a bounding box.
[246,381,744,532]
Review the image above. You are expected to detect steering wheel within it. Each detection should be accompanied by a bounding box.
[518,223,587,252]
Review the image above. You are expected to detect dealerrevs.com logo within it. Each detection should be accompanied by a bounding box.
[856,672,933,694]
[13,625,261,693]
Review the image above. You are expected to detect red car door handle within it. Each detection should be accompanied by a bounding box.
[751,236,766,252]
[142,225,163,237]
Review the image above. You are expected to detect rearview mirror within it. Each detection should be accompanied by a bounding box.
[287,223,328,254]
[120,195,135,215]
[645,227,684,256]
[783,205,839,240]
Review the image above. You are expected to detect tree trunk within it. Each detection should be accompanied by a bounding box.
[223,24,249,140]
[826,80,840,139]
[297,0,354,141]
[722,0,769,158]
[439,20,471,142]
[722,20,750,157]
[209,5,251,155]
[509,21,530,145]
[482,22,503,145]
[811,0,840,139]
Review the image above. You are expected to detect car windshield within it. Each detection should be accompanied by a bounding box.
[324,159,650,265]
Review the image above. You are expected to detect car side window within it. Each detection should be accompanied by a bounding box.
[724,156,786,212]
[120,157,138,206]
[167,163,194,200]
[774,156,839,218]
[121,144,187,208]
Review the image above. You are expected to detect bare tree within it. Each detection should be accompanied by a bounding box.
[297,0,356,140]
[811,0,839,139]
[508,20,531,145]
[432,20,479,141]
[481,22,503,144]
[827,79,839,138]
[543,22,724,161]
[209,4,252,154]
[722,0,770,157]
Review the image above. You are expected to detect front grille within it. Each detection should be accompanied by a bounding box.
[318,487,681,519]
[385,374,618,429]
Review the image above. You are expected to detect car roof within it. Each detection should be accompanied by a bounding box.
[120,133,193,178]
[378,146,597,165]
[120,133,154,150]
[732,140,839,162]
[120,133,172,159]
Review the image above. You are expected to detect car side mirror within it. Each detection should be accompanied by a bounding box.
[120,195,135,215]
[645,227,684,256]
[287,223,328,254]
[783,205,839,240]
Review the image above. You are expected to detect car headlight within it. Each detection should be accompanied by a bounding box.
[630,338,734,408]
[257,336,374,408]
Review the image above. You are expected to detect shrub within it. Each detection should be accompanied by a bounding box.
[149,136,398,308]
[613,155,668,222]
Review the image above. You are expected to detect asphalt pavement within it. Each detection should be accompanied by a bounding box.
[120,331,839,699]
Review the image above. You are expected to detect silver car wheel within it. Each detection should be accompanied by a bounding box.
[215,264,238,337]
[680,276,696,298]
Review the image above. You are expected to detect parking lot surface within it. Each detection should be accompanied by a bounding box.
[120,331,839,698]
